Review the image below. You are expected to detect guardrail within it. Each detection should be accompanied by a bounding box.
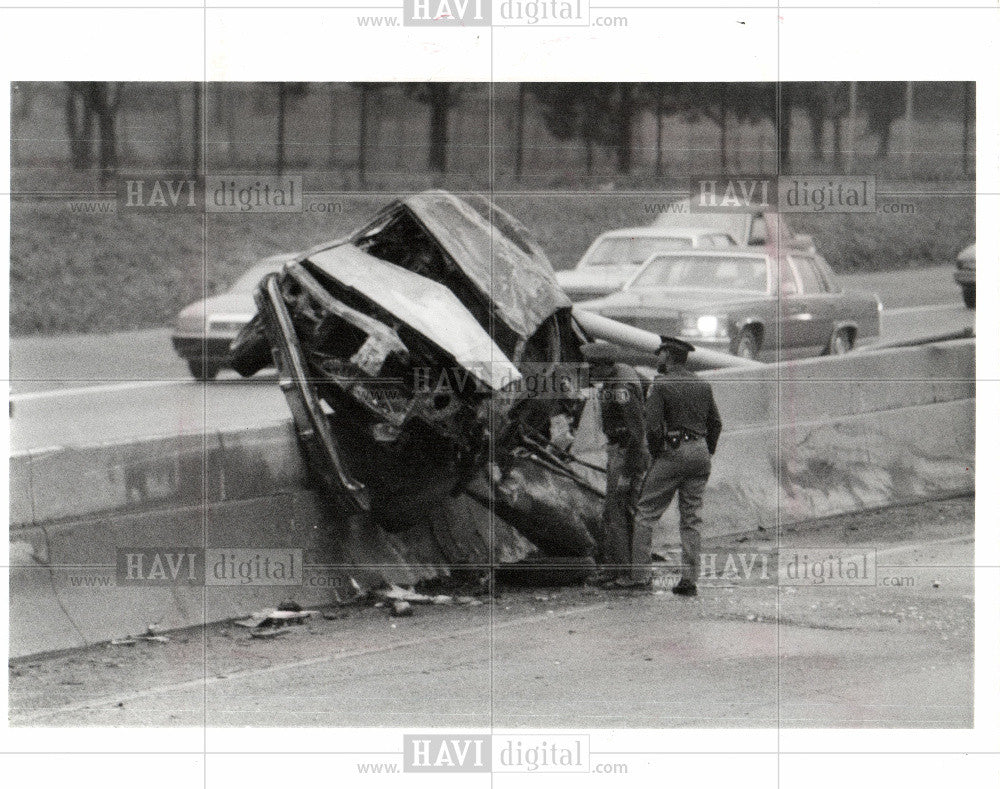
[9,339,974,658]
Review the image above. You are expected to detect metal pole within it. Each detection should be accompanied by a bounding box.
[572,308,762,370]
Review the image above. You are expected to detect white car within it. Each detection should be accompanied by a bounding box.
[555,226,737,302]
[172,252,297,379]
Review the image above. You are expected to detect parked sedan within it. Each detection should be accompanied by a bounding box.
[954,243,975,309]
[555,226,737,302]
[172,252,296,379]
[577,249,882,361]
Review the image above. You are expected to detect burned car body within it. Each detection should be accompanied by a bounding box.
[230,191,603,562]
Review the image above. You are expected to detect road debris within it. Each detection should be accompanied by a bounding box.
[390,600,414,617]
[235,607,320,630]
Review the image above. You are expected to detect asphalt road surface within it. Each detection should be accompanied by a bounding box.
[8,265,974,453]
[9,498,974,728]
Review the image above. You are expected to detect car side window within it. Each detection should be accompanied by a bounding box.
[791,256,827,294]
[703,233,735,248]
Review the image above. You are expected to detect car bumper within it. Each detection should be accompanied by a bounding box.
[171,335,235,362]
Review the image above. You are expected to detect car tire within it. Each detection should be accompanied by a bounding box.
[735,328,760,360]
[961,284,975,309]
[187,358,220,381]
[827,329,854,356]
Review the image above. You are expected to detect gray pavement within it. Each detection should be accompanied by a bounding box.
[9,498,974,729]
[6,266,975,453]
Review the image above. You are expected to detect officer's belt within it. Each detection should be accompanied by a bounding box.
[663,430,703,449]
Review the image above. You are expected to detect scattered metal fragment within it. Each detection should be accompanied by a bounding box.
[235,608,319,629]
[110,638,137,647]
[390,600,414,617]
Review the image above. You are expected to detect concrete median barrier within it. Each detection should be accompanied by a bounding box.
[9,340,975,658]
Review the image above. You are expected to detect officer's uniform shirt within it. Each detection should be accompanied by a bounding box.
[644,367,723,455]
[599,363,649,476]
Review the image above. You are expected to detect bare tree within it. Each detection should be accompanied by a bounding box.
[351,83,383,186]
[274,83,309,174]
[68,82,124,184]
[514,84,526,181]
[192,82,202,179]
[857,82,906,159]
[403,83,464,174]
[65,84,94,171]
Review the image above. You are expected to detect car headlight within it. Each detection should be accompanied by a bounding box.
[696,315,719,336]
[680,314,729,340]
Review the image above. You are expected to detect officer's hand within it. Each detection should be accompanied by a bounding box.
[616,474,638,493]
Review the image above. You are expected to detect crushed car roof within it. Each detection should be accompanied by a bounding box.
[401,190,572,340]
[307,244,521,391]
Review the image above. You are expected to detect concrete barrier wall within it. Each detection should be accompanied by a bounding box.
[9,340,975,658]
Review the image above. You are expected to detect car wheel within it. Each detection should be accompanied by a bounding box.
[961,284,975,309]
[827,329,854,355]
[735,329,760,360]
[187,358,220,380]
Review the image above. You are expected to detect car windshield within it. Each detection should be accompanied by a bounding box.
[628,254,769,293]
[582,236,693,267]
[233,262,286,292]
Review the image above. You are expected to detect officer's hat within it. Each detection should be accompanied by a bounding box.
[656,336,696,361]
[579,341,617,366]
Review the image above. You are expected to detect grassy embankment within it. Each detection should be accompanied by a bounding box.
[11,189,973,336]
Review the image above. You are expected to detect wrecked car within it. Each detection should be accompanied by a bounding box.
[230,190,606,569]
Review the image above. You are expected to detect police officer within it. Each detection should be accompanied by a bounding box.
[580,342,651,587]
[634,337,722,596]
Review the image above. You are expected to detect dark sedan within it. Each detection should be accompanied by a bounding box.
[577,249,882,361]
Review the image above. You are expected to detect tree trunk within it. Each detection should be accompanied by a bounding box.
[778,92,792,171]
[226,88,237,167]
[428,83,450,173]
[808,108,825,161]
[329,85,339,167]
[17,84,33,119]
[192,82,202,180]
[171,86,185,164]
[66,87,84,169]
[719,84,728,171]
[514,84,526,181]
[832,116,843,173]
[358,86,369,186]
[96,105,117,185]
[615,85,633,175]
[876,126,890,159]
[962,81,972,176]
[655,85,664,178]
[276,84,287,175]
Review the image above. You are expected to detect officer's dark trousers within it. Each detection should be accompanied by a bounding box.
[601,445,639,579]
[635,441,711,583]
